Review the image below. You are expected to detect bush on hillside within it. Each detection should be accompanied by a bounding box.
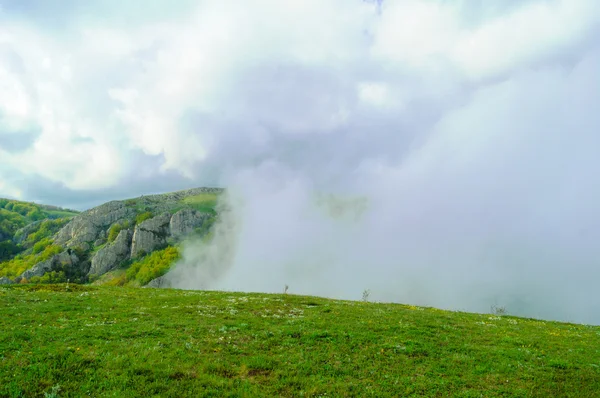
[126,246,180,286]
[135,211,153,225]
[107,221,131,243]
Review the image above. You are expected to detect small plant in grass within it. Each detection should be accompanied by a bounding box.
[44,384,61,398]
[362,289,371,302]
[491,304,508,315]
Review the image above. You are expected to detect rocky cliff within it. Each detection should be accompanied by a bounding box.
[0,187,222,284]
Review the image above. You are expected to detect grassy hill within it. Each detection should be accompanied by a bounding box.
[0,189,220,285]
[1,285,598,397]
[0,198,78,265]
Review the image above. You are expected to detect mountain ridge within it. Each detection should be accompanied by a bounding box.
[0,187,223,286]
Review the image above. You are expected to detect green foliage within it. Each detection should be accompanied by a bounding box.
[125,246,180,286]
[135,211,154,225]
[26,208,45,221]
[104,270,128,287]
[0,199,77,262]
[25,219,70,248]
[181,193,219,214]
[29,271,67,284]
[32,238,53,254]
[0,208,26,239]
[0,244,62,278]
[107,221,130,243]
[0,287,598,397]
[0,240,21,261]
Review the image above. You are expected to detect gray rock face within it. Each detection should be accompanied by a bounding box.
[145,275,172,288]
[93,229,107,247]
[131,213,171,258]
[19,250,79,280]
[20,259,54,280]
[13,221,43,245]
[0,276,13,284]
[55,201,135,249]
[11,187,222,282]
[169,209,209,238]
[89,229,132,276]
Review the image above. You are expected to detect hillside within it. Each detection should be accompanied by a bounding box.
[1,284,599,397]
[0,198,79,262]
[0,188,222,286]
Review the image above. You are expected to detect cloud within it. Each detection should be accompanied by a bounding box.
[373,0,600,80]
[1,0,599,323]
[169,45,600,325]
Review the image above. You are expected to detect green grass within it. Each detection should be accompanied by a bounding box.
[180,193,219,214]
[1,285,599,397]
[0,244,63,279]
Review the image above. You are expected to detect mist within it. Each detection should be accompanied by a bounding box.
[2,0,600,324]
[168,50,600,325]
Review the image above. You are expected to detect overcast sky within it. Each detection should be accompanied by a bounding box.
[1,0,600,323]
[0,0,597,209]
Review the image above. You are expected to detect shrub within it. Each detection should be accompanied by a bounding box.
[32,238,53,254]
[104,272,127,287]
[126,246,180,286]
[107,221,130,243]
[135,212,153,225]
[0,244,62,279]
[0,240,21,261]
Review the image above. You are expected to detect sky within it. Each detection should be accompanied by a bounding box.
[1,0,600,323]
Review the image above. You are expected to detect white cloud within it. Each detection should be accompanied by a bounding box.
[4,0,596,188]
[0,177,21,199]
[373,0,600,79]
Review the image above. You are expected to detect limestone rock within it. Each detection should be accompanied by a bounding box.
[20,259,54,281]
[0,276,13,285]
[19,250,79,281]
[55,201,135,248]
[131,213,171,258]
[94,230,107,247]
[145,275,172,288]
[13,221,43,245]
[89,229,132,276]
[169,209,210,238]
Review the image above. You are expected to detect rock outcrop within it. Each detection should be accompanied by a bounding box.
[5,187,223,283]
[13,221,43,245]
[130,213,171,258]
[145,275,172,288]
[0,276,13,284]
[19,250,80,281]
[54,201,136,249]
[169,209,210,238]
[89,229,132,276]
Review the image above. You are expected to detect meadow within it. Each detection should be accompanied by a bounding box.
[1,284,599,397]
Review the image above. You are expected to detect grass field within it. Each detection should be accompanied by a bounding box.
[1,285,599,397]
[180,193,219,214]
